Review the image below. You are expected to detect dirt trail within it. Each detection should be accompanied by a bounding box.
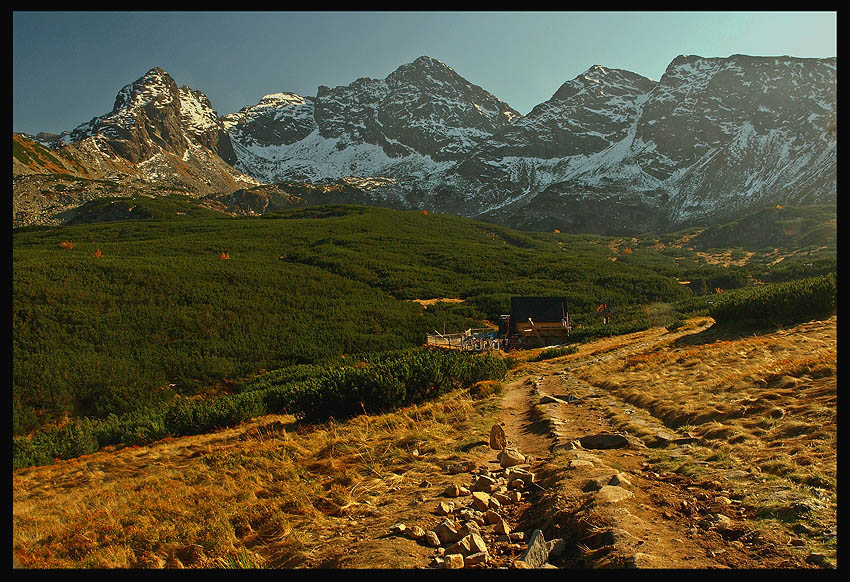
[14,318,833,569]
[475,321,816,569]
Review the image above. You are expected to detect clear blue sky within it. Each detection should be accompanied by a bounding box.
[13,11,837,136]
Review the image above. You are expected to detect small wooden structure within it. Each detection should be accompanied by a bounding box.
[503,296,572,348]
[426,297,573,351]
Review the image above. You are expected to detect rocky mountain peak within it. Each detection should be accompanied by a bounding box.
[112,67,180,113]
[13,55,836,235]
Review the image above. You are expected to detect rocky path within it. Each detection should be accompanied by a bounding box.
[15,318,828,569]
[367,321,812,569]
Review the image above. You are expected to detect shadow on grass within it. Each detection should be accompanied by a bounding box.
[672,320,809,348]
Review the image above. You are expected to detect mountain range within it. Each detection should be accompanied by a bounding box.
[13,54,836,235]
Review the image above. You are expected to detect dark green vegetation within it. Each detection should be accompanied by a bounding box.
[709,273,837,330]
[13,348,510,470]
[13,199,836,467]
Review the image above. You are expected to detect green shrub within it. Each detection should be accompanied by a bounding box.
[709,273,836,329]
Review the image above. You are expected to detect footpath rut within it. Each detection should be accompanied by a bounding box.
[350,319,811,569]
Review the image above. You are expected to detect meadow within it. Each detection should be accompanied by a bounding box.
[12,199,836,468]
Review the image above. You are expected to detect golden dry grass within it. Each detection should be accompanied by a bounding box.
[572,316,836,553]
[13,387,501,569]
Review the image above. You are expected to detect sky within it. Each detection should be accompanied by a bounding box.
[12,11,837,136]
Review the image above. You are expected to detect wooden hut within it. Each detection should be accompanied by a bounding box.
[504,296,572,347]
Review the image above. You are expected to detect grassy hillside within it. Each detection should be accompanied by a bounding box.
[12,201,836,447]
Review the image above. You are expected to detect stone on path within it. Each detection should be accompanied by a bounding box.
[405,525,425,541]
[498,448,527,468]
[424,530,441,547]
[389,523,407,536]
[547,538,566,558]
[485,510,502,525]
[471,491,491,511]
[446,460,477,475]
[436,501,455,515]
[516,529,549,568]
[495,519,511,536]
[595,485,635,504]
[445,533,488,558]
[609,473,632,488]
[433,520,462,544]
[465,551,488,566]
[489,424,507,450]
[443,483,461,498]
[471,475,497,493]
[443,554,464,569]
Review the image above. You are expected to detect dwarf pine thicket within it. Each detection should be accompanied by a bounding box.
[12,201,836,468]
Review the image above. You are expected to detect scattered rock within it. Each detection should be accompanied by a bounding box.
[446,533,488,558]
[489,424,507,450]
[443,554,464,569]
[458,522,481,538]
[484,510,502,525]
[517,529,549,568]
[497,448,527,468]
[445,536,472,556]
[582,475,614,492]
[443,483,462,498]
[552,439,583,451]
[433,520,462,544]
[471,475,498,493]
[445,461,477,475]
[465,551,489,566]
[494,519,511,536]
[504,467,535,484]
[389,523,408,536]
[705,513,734,529]
[568,459,595,469]
[594,485,634,504]
[471,492,491,511]
[609,473,632,488]
[492,492,512,505]
[436,501,455,515]
[406,525,426,541]
[547,538,566,558]
[424,530,441,547]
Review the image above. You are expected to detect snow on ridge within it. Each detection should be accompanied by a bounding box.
[179,88,219,134]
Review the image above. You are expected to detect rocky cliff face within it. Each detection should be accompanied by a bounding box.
[471,55,837,233]
[219,56,520,185]
[21,68,256,193]
[15,55,836,234]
